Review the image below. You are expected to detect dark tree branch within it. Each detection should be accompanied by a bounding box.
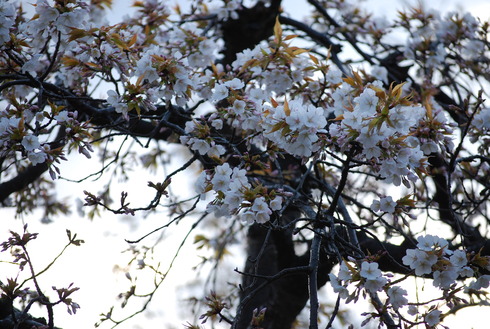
[0,162,49,204]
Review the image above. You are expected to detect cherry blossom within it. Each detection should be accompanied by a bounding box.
[1,1,490,328]
[425,310,442,327]
[387,286,408,310]
[22,135,41,152]
[360,261,382,280]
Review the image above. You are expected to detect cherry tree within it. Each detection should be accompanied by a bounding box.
[1,0,490,328]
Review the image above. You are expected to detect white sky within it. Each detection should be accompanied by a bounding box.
[2,0,490,328]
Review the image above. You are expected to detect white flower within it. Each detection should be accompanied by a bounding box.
[211,176,229,193]
[54,111,70,123]
[433,269,458,289]
[328,273,349,299]
[473,108,490,130]
[251,197,270,214]
[264,100,327,158]
[241,210,256,225]
[22,135,40,151]
[360,261,382,280]
[459,266,474,277]
[371,196,396,213]
[370,65,388,84]
[198,38,216,56]
[114,102,129,118]
[224,78,244,90]
[230,167,249,189]
[424,310,441,327]
[420,140,439,155]
[0,1,15,18]
[363,145,381,159]
[207,203,230,218]
[147,87,165,103]
[232,99,246,115]
[35,0,59,24]
[387,286,408,310]
[408,305,418,315]
[467,275,490,291]
[211,119,223,130]
[35,112,45,122]
[214,163,232,178]
[402,248,438,276]
[449,250,467,268]
[188,53,208,67]
[331,83,354,115]
[416,235,448,251]
[255,210,270,223]
[338,262,352,281]
[342,111,363,130]
[224,191,242,210]
[207,144,226,158]
[211,163,232,192]
[135,54,159,83]
[402,249,419,268]
[249,88,268,103]
[357,127,383,148]
[326,69,343,85]
[364,276,387,292]
[184,120,196,134]
[189,137,211,155]
[263,69,292,94]
[22,54,44,76]
[379,196,397,213]
[269,196,283,211]
[0,14,14,45]
[285,110,306,131]
[56,9,88,34]
[413,254,437,276]
[370,199,381,212]
[0,118,9,135]
[354,88,378,115]
[107,90,121,106]
[212,84,229,102]
[8,117,21,129]
[28,151,47,165]
[195,171,209,195]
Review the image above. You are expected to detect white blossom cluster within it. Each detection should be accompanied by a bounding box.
[402,235,484,289]
[10,0,222,111]
[370,196,397,214]
[212,0,241,20]
[229,35,318,98]
[0,107,92,174]
[0,1,15,45]
[472,108,490,133]
[6,3,99,161]
[261,100,328,158]
[329,260,406,308]
[18,0,89,50]
[403,10,484,66]
[195,163,283,224]
[0,113,48,165]
[101,30,220,115]
[328,84,429,186]
[1,0,490,327]
[329,235,490,327]
[179,120,226,159]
